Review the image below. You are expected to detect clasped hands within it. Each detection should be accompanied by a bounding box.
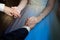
[4,6,21,18]
[4,6,39,28]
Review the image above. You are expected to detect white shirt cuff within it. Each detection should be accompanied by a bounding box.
[0,3,5,11]
[22,26,30,32]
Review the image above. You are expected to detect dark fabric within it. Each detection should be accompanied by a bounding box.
[58,0,60,3]
[0,0,6,37]
[1,28,28,40]
[0,0,5,3]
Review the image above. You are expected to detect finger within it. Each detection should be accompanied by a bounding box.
[13,14,18,18]
[15,14,20,18]
[16,13,21,17]
[16,10,21,17]
[25,19,29,25]
[12,12,18,18]
[13,15,17,18]
[12,13,18,18]
[8,13,13,16]
[25,21,30,26]
[26,20,32,26]
[27,20,35,25]
[13,10,20,18]
[12,7,21,17]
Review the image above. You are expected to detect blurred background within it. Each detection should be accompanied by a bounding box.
[0,0,60,40]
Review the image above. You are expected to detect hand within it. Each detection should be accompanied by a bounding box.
[4,6,13,16]
[25,16,38,29]
[11,7,21,18]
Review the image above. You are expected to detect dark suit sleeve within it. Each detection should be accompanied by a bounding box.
[2,28,28,40]
[0,0,5,3]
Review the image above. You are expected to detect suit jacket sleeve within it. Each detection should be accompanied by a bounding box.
[1,28,28,40]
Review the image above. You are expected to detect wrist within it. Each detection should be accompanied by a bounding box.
[37,17,41,23]
[22,26,31,32]
[15,7,22,13]
[4,6,8,12]
[17,5,24,11]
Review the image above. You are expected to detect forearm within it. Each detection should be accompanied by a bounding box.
[37,0,56,22]
[17,0,28,11]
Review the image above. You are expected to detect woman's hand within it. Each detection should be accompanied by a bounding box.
[25,16,39,29]
[4,6,21,18]
[11,7,21,18]
[4,6,13,16]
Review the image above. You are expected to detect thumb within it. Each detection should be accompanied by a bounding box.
[25,18,29,26]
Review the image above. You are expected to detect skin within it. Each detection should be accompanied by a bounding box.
[4,6,13,16]
[26,0,56,28]
[4,0,55,29]
[4,0,28,18]
[1,0,35,29]
[12,0,28,18]
[4,6,20,18]
[11,0,35,29]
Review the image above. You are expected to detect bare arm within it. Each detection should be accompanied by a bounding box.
[25,0,56,28]
[37,0,56,22]
[17,0,28,11]
[11,0,28,18]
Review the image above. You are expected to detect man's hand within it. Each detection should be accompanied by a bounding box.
[25,16,39,29]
